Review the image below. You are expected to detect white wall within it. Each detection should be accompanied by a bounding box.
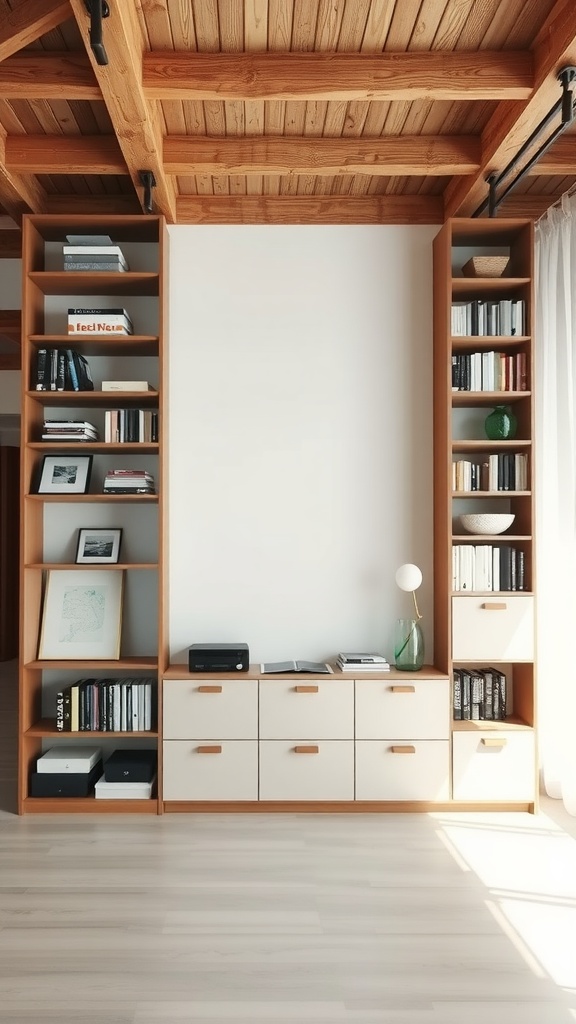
[168,225,436,665]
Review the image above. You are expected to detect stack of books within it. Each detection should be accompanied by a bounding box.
[63,235,129,273]
[336,652,390,672]
[68,307,133,336]
[95,749,157,800]
[30,746,103,797]
[42,419,98,442]
[103,469,155,494]
[35,347,94,391]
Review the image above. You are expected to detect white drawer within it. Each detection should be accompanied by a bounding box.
[259,740,354,801]
[355,678,449,739]
[162,740,258,801]
[163,679,258,739]
[452,730,536,802]
[452,595,534,661]
[259,679,354,739]
[355,741,450,801]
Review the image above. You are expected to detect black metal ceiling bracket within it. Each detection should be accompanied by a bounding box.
[475,64,576,217]
[83,0,110,67]
[139,171,157,214]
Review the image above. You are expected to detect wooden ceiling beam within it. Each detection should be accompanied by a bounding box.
[444,2,576,217]
[6,136,126,175]
[0,54,100,101]
[525,134,576,174]
[0,0,71,62]
[0,126,45,222]
[68,0,177,223]
[176,195,443,226]
[144,51,534,102]
[497,195,558,218]
[164,135,480,177]
[0,230,21,259]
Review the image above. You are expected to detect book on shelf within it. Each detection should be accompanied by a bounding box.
[63,238,129,270]
[67,307,133,336]
[260,660,333,674]
[42,419,98,441]
[103,470,155,494]
[34,348,94,391]
[101,381,154,392]
[336,652,390,671]
[104,409,159,443]
[56,678,155,732]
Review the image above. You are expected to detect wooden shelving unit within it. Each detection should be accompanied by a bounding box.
[18,213,167,814]
[433,218,537,810]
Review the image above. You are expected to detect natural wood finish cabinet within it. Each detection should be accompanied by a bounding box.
[18,214,167,814]
[433,218,537,811]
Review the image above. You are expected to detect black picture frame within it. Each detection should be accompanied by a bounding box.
[37,454,93,494]
[75,527,123,564]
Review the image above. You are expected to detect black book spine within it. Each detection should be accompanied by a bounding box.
[49,348,58,390]
[151,411,159,442]
[56,351,66,391]
[55,690,65,731]
[452,670,462,720]
[62,687,71,731]
[517,549,525,591]
[35,348,48,390]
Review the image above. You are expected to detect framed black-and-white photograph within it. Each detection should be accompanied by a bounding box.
[37,455,92,495]
[76,528,122,564]
[38,569,124,660]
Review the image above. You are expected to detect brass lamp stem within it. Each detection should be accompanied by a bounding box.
[412,589,422,620]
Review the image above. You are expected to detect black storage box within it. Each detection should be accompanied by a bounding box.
[29,761,102,797]
[103,748,157,783]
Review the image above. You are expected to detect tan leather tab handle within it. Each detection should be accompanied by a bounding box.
[390,685,415,693]
[197,685,222,693]
[481,737,507,747]
[294,745,319,754]
[482,602,507,610]
[294,685,319,693]
[391,744,416,754]
[197,745,222,754]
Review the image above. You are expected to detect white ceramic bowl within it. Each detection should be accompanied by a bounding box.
[460,513,515,536]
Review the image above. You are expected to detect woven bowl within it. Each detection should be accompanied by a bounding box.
[460,513,515,536]
[462,256,509,278]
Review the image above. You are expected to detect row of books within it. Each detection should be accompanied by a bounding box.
[452,454,528,492]
[452,544,525,592]
[67,307,133,335]
[451,351,527,392]
[453,668,507,721]
[103,469,156,494]
[336,652,390,672]
[104,408,159,443]
[55,678,156,732]
[34,348,94,392]
[451,298,525,337]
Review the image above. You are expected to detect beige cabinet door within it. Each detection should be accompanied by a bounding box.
[259,740,354,800]
[163,740,258,800]
[355,678,450,739]
[355,740,450,801]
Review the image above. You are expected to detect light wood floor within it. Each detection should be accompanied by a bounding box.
[1,661,576,1023]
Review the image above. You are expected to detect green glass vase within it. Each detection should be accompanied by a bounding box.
[394,618,425,671]
[484,404,517,440]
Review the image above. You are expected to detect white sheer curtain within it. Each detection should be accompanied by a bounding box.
[535,196,576,815]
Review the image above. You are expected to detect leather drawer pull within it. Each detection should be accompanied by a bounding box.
[391,745,416,754]
[390,685,415,693]
[294,745,319,754]
[197,685,222,693]
[294,685,319,693]
[197,745,222,754]
[482,602,507,610]
[481,737,507,747]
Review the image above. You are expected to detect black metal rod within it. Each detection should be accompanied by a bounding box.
[84,0,109,66]
[139,171,156,214]
[494,121,567,210]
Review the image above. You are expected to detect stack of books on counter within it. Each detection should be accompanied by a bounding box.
[42,419,98,442]
[103,469,155,494]
[30,746,103,797]
[337,652,390,672]
[95,749,157,800]
[68,307,133,336]
[63,235,129,272]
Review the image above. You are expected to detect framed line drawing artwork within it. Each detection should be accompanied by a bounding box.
[38,569,124,660]
[37,455,92,495]
[75,528,122,564]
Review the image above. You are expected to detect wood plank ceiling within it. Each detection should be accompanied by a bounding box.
[0,0,576,234]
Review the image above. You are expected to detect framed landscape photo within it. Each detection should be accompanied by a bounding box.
[38,569,124,660]
[37,455,92,495]
[76,528,122,564]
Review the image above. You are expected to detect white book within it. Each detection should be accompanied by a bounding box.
[95,774,155,799]
[63,245,126,256]
[338,653,388,663]
[101,381,154,391]
[37,746,102,773]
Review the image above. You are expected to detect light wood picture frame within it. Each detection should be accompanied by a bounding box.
[38,569,124,660]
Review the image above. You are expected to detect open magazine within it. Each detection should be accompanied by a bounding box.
[260,660,333,674]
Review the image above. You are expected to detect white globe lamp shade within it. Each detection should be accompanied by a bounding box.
[395,563,422,592]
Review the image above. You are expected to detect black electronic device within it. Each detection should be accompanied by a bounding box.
[188,642,249,673]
